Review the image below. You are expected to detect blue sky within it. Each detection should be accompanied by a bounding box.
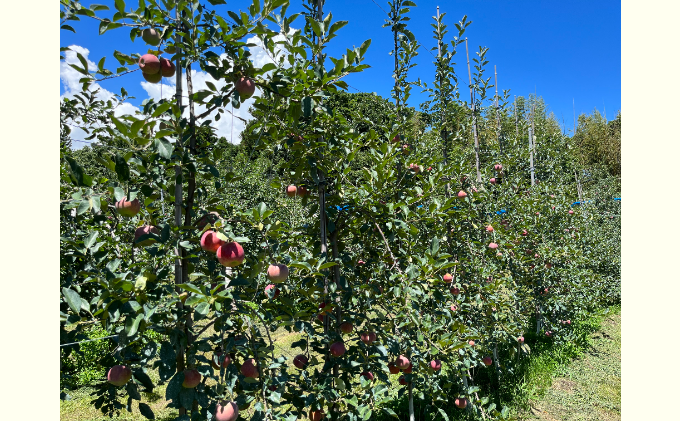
[60,0,620,145]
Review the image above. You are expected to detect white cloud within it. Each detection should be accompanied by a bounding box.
[62,31,292,148]
[61,45,140,149]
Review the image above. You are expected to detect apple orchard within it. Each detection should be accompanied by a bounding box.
[59,1,621,420]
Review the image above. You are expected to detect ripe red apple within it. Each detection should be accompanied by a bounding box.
[568,210,574,215]
[443,273,453,283]
[340,322,353,334]
[297,186,309,197]
[521,230,528,236]
[450,304,458,312]
[267,264,289,283]
[457,190,467,198]
[566,320,571,325]
[403,362,413,374]
[215,401,239,421]
[395,355,410,370]
[494,164,503,171]
[330,342,346,357]
[241,359,259,378]
[182,369,201,388]
[293,354,308,369]
[235,76,256,99]
[200,230,225,253]
[468,340,475,347]
[160,58,175,77]
[141,28,162,46]
[450,287,460,295]
[545,331,552,337]
[212,352,232,370]
[486,225,494,232]
[430,360,442,371]
[428,166,432,171]
[391,134,401,143]
[318,302,331,314]
[518,336,524,343]
[286,185,297,197]
[309,410,325,421]
[134,225,160,247]
[482,357,492,366]
[138,54,160,74]
[216,242,245,267]
[455,397,467,409]
[264,284,279,299]
[388,362,400,374]
[490,178,497,184]
[107,365,132,386]
[361,371,374,381]
[360,332,376,345]
[488,242,498,249]
[398,375,407,385]
[115,197,141,217]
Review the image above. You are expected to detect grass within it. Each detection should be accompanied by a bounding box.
[514,306,621,421]
[61,307,621,421]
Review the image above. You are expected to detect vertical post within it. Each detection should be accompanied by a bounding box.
[528,103,535,186]
[465,38,482,183]
[436,6,450,197]
[514,96,518,138]
[173,3,187,416]
[494,65,502,155]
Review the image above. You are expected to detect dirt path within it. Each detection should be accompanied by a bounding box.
[520,312,621,421]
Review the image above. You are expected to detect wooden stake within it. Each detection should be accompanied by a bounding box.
[529,103,535,186]
[465,38,482,183]
[514,95,518,137]
[494,65,503,155]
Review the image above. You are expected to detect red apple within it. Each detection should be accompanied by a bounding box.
[235,76,255,99]
[468,340,475,347]
[297,186,309,197]
[212,352,232,370]
[107,365,132,386]
[293,354,308,369]
[216,242,245,267]
[567,320,571,325]
[545,331,552,337]
[141,28,162,45]
[330,342,346,357]
[241,359,259,378]
[159,58,175,77]
[488,242,499,249]
[457,190,467,198]
[403,363,413,374]
[286,185,297,197]
[138,54,160,74]
[264,284,279,299]
[115,197,141,217]
[361,371,374,381]
[450,287,460,295]
[340,322,353,334]
[430,360,442,371]
[182,369,201,388]
[455,397,467,409]
[360,332,376,345]
[134,225,160,247]
[196,211,220,230]
[521,230,528,236]
[215,401,239,421]
[200,230,225,253]
[267,264,289,283]
[450,304,458,312]
[494,164,503,171]
[443,273,453,283]
[398,375,407,385]
[490,178,497,184]
[309,410,325,421]
[388,362,400,374]
[568,209,574,215]
[486,225,494,232]
[518,336,524,343]
[482,357,492,366]
[395,355,410,370]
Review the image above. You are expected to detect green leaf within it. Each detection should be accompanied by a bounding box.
[195,302,210,318]
[76,200,91,215]
[328,20,348,36]
[125,313,144,336]
[115,0,125,13]
[165,372,183,400]
[64,156,92,187]
[110,116,129,135]
[382,408,398,418]
[318,262,338,270]
[206,0,227,4]
[84,231,99,249]
[61,25,76,33]
[155,139,173,160]
[138,403,155,419]
[62,287,82,314]
[177,283,203,295]
[113,154,131,181]
[152,102,171,117]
